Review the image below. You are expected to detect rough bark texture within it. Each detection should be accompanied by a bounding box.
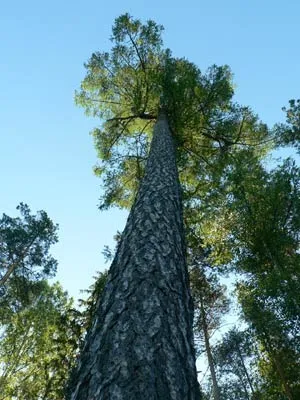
[69,113,201,399]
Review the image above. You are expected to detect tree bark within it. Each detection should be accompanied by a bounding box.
[69,112,201,399]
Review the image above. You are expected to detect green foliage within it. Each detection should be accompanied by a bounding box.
[74,12,300,398]
[0,203,58,283]
[75,13,165,208]
[0,204,58,322]
[223,160,300,398]
[190,265,229,345]
[0,281,82,400]
[213,328,259,399]
[0,202,110,399]
[76,13,163,120]
[78,270,109,331]
[66,270,108,397]
[76,14,270,210]
[229,160,300,331]
[188,146,300,398]
[237,284,300,399]
[275,99,300,153]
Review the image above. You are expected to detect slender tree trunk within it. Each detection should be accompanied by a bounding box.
[235,370,251,400]
[235,345,255,395]
[69,112,201,399]
[199,295,220,400]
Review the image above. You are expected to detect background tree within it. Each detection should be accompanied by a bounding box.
[238,285,300,400]
[0,203,58,323]
[199,153,300,398]
[275,98,300,153]
[0,281,82,400]
[213,328,260,400]
[0,204,80,400]
[190,262,229,400]
[0,203,58,285]
[77,270,109,332]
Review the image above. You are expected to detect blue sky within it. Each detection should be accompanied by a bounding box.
[1,0,299,301]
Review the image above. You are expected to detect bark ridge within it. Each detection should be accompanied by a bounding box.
[70,114,201,400]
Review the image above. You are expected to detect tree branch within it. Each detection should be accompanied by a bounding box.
[0,235,38,286]
[107,112,156,123]
[127,30,146,72]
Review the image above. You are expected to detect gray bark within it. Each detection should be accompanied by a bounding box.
[69,112,201,399]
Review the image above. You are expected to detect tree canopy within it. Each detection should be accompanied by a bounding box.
[75,13,270,211]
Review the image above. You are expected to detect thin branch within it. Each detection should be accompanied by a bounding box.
[107,112,156,122]
[127,30,146,72]
[234,116,245,144]
[107,119,134,154]
[101,63,134,100]
[183,145,213,167]
[87,98,126,106]
[107,115,136,123]
[118,52,138,72]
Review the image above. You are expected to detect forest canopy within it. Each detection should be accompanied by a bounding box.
[1,13,299,400]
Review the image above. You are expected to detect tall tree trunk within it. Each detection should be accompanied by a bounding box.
[235,369,251,400]
[69,112,201,399]
[199,295,220,400]
[236,345,255,395]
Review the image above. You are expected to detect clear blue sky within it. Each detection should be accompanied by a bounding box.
[1,0,299,301]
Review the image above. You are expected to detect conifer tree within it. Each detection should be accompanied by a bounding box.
[69,14,269,399]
